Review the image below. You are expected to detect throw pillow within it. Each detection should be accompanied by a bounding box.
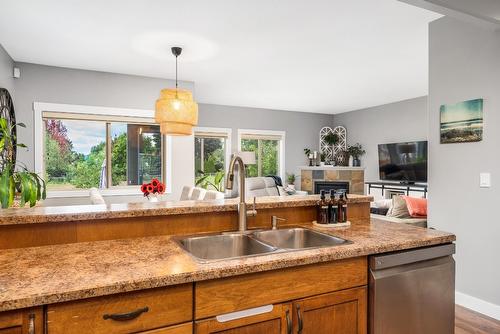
[402,196,428,217]
[386,195,411,218]
[373,199,392,209]
[277,186,290,196]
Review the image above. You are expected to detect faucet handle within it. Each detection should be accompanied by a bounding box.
[247,196,258,217]
[271,216,286,230]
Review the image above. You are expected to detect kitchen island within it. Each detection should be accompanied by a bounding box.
[0,195,455,333]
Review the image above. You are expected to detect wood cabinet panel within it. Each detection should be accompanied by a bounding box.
[294,286,367,334]
[195,257,367,319]
[46,284,192,334]
[0,308,43,334]
[196,303,292,334]
[138,322,193,334]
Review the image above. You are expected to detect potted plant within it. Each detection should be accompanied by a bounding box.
[320,153,326,166]
[347,143,366,167]
[286,173,296,189]
[304,148,313,166]
[0,118,46,208]
[324,132,339,146]
[195,170,225,192]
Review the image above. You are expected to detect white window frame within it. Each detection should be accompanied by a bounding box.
[193,127,232,177]
[237,129,285,179]
[34,102,172,198]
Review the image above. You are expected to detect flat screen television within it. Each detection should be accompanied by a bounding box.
[378,141,428,183]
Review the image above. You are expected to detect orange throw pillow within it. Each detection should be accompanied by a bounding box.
[402,196,427,217]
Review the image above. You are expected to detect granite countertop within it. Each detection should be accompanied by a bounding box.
[0,194,373,226]
[0,218,454,312]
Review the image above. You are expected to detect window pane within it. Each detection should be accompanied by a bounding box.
[44,119,106,190]
[261,139,279,176]
[195,136,226,190]
[240,139,258,177]
[111,123,162,186]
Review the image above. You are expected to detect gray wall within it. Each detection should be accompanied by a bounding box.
[198,103,332,179]
[12,63,332,205]
[14,62,192,171]
[0,44,14,94]
[333,96,428,182]
[429,16,500,308]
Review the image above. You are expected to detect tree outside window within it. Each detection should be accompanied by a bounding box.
[44,119,163,191]
[240,138,280,177]
[194,136,226,191]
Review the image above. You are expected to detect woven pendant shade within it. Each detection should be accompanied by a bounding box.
[155,88,198,135]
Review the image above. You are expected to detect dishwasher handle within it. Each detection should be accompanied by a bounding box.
[370,243,455,270]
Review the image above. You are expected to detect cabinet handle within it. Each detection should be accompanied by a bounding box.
[103,306,149,321]
[28,313,35,334]
[285,309,292,334]
[297,305,303,334]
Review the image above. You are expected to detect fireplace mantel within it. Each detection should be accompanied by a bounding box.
[299,166,365,171]
[299,166,365,195]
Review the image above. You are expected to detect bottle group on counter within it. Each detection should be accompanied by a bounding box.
[316,189,348,224]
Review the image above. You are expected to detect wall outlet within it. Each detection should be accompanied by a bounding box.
[480,173,491,188]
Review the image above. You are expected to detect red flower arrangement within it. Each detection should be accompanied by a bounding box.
[140,178,165,197]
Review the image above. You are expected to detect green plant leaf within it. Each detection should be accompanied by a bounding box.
[214,171,224,185]
[0,118,7,131]
[8,175,15,207]
[195,175,209,187]
[16,143,27,148]
[31,173,41,201]
[0,169,11,208]
[16,123,26,128]
[29,178,37,207]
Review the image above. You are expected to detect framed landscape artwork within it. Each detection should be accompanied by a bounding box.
[440,98,483,144]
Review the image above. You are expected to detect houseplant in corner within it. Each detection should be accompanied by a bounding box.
[0,118,46,208]
[347,143,366,167]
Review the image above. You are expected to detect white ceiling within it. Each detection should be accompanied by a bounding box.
[0,0,440,114]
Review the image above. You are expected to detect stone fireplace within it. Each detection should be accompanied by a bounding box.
[313,181,350,194]
[300,167,365,195]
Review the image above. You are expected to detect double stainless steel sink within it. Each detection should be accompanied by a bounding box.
[177,228,350,262]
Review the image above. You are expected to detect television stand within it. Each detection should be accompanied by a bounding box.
[365,181,428,198]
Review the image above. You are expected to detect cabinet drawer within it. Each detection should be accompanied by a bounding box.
[195,257,367,319]
[47,284,193,334]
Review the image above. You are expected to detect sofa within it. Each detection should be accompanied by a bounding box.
[370,196,428,228]
[227,176,307,198]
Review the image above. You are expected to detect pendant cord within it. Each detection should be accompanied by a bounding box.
[175,55,178,92]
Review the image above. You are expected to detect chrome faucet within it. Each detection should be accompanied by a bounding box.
[271,216,286,230]
[226,154,257,232]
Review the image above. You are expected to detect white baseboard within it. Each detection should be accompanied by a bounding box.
[456,291,500,320]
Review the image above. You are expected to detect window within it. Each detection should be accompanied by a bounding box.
[238,130,285,178]
[194,128,231,191]
[41,109,166,194]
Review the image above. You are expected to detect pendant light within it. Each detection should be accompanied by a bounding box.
[155,47,198,135]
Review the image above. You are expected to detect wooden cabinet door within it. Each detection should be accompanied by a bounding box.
[0,308,43,334]
[195,303,292,334]
[137,322,192,334]
[293,287,367,334]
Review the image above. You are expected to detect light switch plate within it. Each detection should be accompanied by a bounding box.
[480,173,491,188]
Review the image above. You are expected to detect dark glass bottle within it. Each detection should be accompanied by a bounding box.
[337,193,347,223]
[337,193,345,223]
[316,190,329,224]
[328,189,337,224]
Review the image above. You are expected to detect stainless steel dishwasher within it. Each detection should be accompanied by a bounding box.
[369,243,455,334]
